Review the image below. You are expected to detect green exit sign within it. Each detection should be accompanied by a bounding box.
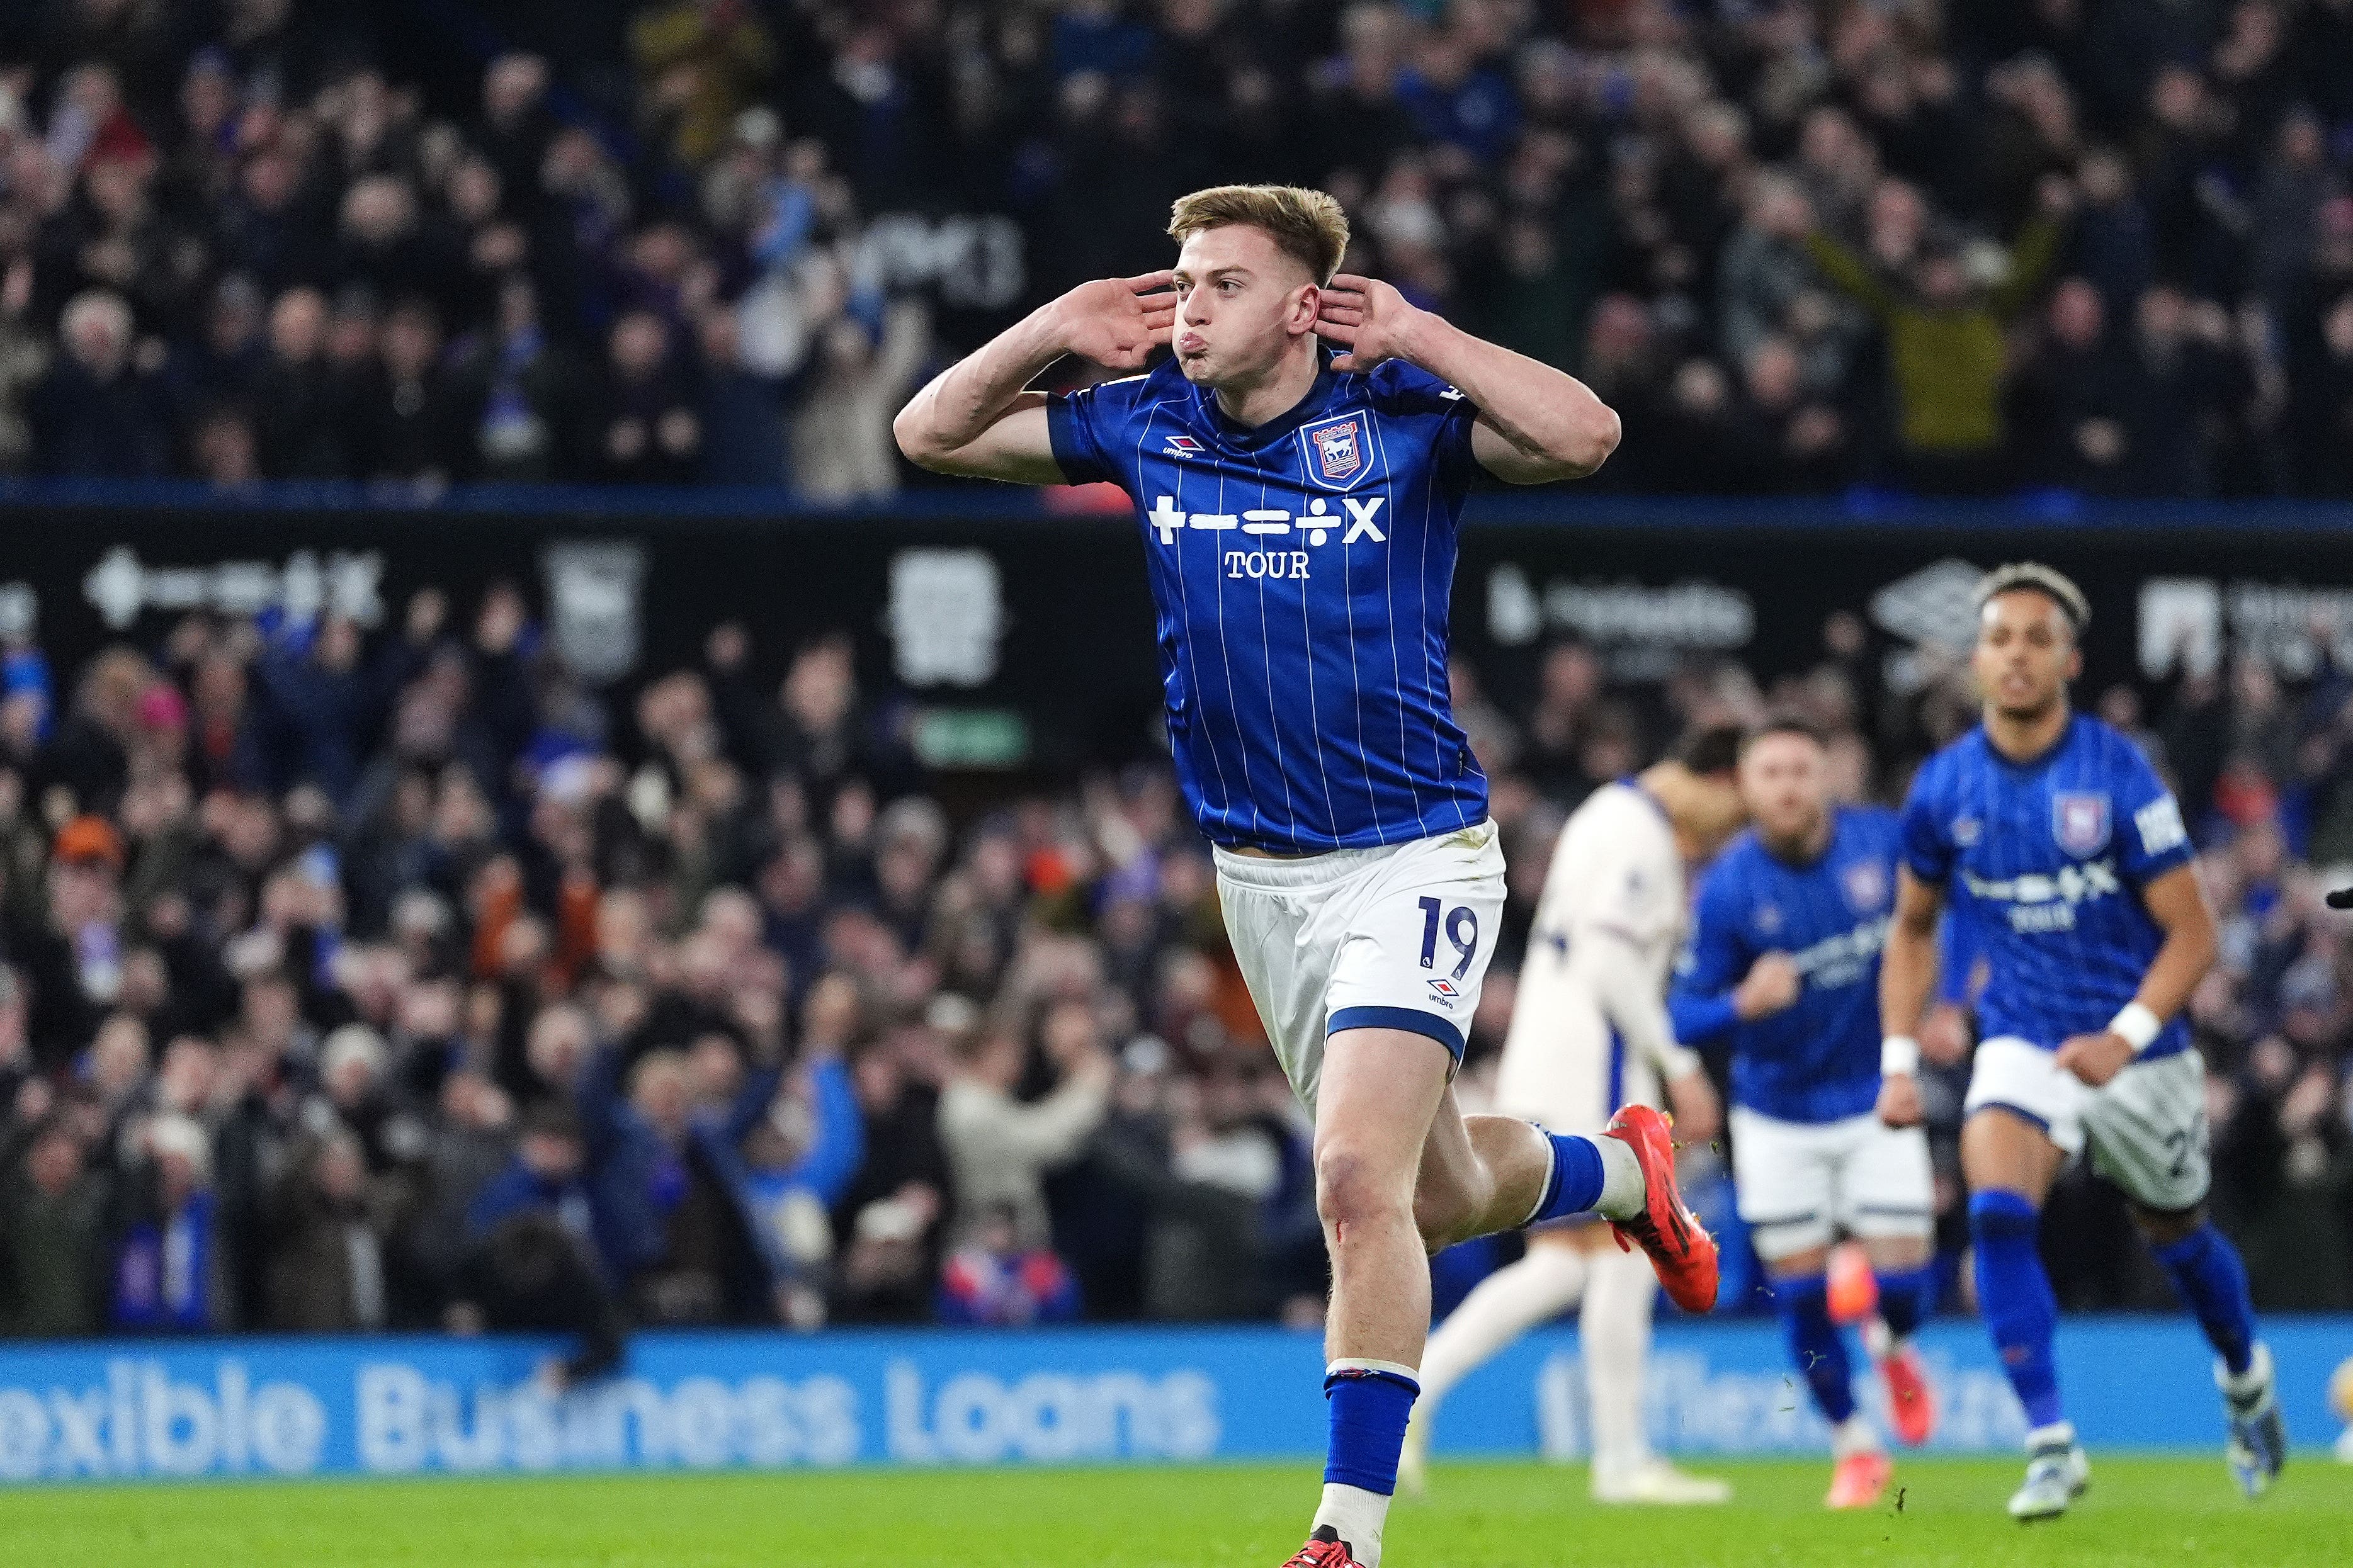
[911,709,1029,769]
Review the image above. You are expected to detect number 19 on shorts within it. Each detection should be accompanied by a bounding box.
[1417,896,1480,979]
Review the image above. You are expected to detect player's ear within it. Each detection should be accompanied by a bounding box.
[2066,643,2084,681]
[1293,281,1319,334]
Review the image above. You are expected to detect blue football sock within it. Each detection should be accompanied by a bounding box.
[1970,1190,2064,1430]
[1776,1274,1856,1423]
[1874,1265,1937,1341]
[1530,1131,1604,1224]
[2152,1222,2257,1376]
[1324,1364,1420,1494]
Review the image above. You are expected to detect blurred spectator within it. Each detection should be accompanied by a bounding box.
[937,1202,1082,1328]
[251,286,345,478]
[629,0,774,170]
[0,1115,108,1337]
[938,1003,1111,1249]
[448,1211,626,1387]
[29,289,169,477]
[449,276,573,482]
[18,813,128,1069]
[264,1129,389,1331]
[695,305,785,486]
[110,1113,231,1333]
[348,298,464,487]
[1806,180,2067,492]
[594,310,700,485]
[791,300,927,502]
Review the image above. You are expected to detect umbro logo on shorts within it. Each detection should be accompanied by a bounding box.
[1427,978,1461,1006]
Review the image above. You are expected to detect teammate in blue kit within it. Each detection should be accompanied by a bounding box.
[1670,719,1939,1511]
[894,184,1718,1568]
[1879,563,2284,1521]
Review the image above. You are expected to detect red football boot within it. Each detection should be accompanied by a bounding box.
[1825,1450,1893,1510]
[1602,1104,1720,1314]
[1880,1341,1937,1447]
[1281,1528,1363,1568]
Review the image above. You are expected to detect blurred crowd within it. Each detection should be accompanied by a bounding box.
[4,1,2353,497]
[0,574,2349,1351]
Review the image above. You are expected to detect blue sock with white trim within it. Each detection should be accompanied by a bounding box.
[1873,1265,1937,1341]
[2152,1222,2256,1376]
[1529,1131,1605,1224]
[1969,1190,2064,1429]
[1776,1274,1857,1423]
[1316,1362,1419,1565]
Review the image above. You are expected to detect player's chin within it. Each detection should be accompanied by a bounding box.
[1173,349,1214,380]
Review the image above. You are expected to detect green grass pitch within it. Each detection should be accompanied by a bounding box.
[8,1455,2349,1567]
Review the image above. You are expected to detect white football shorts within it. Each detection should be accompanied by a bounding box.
[1215,820,1506,1117]
[1964,1036,2211,1211]
[1729,1105,1936,1260]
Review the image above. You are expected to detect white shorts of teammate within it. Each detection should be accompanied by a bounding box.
[1214,820,1506,1115]
[1730,1106,1936,1262]
[1965,1037,2210,1212]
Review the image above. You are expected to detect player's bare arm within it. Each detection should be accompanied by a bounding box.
[1876,867,1947,1127]
[2053,862,2220,1088]
[1575,931,1723,1144]
[1313,275,1621,483]
[892,271,1176,482]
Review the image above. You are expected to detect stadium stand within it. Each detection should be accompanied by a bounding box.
[0,1,2349,495]
[0,582,2345,1337]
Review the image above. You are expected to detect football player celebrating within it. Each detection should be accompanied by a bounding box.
[1880,563,2282,1520]
[895,184,1717,1568]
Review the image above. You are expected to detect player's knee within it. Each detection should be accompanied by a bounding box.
[2129,1201,2204,1248]
[1314,1142,1409,1234]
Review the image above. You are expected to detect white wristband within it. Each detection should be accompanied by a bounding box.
[2109,1002,2162,1054]
[1881,1035,1920,1077]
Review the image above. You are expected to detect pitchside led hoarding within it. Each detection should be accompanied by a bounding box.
[0,1319,2343,1484]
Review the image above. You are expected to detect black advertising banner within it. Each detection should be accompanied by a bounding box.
[6,496,2353,776]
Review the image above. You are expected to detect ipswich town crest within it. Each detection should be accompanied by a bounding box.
[1842,860,1888,911]
[2052,791,2111,857]
[1301,413,1364,487]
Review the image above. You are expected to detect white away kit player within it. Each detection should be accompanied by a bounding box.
[1402,728,1746,1504]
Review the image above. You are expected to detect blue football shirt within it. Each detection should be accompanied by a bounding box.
[1046,353,1488,852]
[1672,805,1902,1124]
[1899,714,2196,1058]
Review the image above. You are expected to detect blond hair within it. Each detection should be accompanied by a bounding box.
[1168,184,1349,285]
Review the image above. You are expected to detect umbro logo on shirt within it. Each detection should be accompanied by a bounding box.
[1162,434,1203,460]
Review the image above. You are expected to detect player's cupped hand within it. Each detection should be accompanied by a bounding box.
[1733,951,1801,1020]
[1056,271,1176,370]
[1314,274,1423,373]
[2054,1029,2134,1088]
[1876,1073,1922,1128]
